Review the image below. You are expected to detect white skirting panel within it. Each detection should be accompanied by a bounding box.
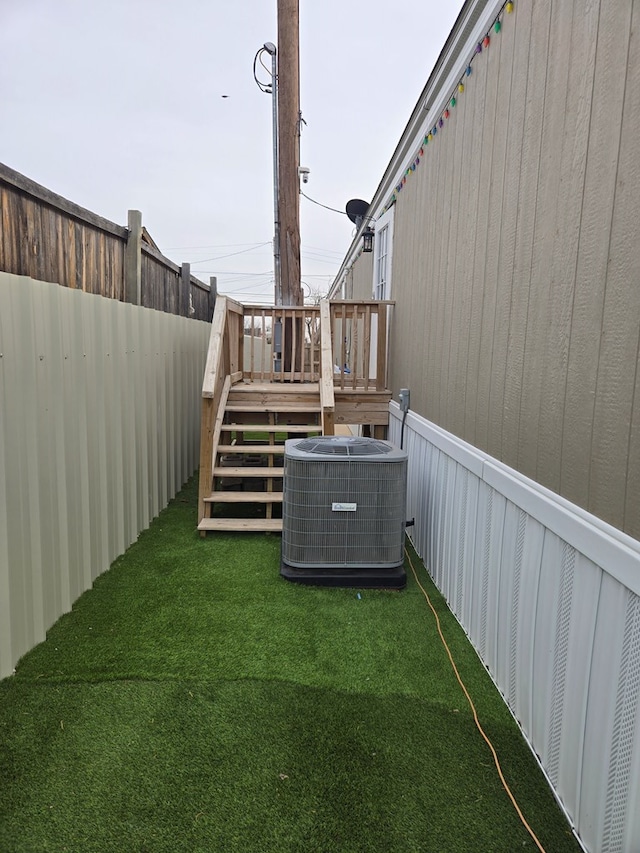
[389,403,640,853]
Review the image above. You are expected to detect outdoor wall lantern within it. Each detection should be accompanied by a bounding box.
[362,226,375,253]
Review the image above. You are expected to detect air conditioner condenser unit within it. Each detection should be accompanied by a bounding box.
[281,436,407,588]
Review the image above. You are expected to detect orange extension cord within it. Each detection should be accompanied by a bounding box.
[404,547,547,853]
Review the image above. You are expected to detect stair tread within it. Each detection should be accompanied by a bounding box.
[231,382,319,394]
[199,518,283,532]
[204,491,284,503]
[225,404,320,413]
[227,424,320,433]
[217,444,284,454]
[214,467,284,477]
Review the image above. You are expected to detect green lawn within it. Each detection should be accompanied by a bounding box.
[0,476,581,853]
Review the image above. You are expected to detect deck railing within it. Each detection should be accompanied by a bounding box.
[240,300,393,388]
[198,297,394,521]
[242,305,320,382]
[201,298,393,394]
[329,301,392,391]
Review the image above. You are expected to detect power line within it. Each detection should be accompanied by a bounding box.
[165,241,268,251]
[190,242,271,264]
[300,191,376,226]
[300,190,347,216]
[300,254,341,266]
[193,270,272,277]
[303,244,345,257]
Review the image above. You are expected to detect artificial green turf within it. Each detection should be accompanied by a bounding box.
[0,477,581,853]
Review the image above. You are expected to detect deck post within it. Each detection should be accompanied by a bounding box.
[319,300,335,434]
[198,398,216,531]
[376,303,388,392]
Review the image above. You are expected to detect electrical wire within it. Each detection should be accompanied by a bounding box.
[304,244,345,257]
[165,242,269,251]
[190,242,271,265]
[299,190,348,216]
[259,51,272,78]
[253,48,272,93]
[199,270,271,276]
[300,255,340,266]
[404,546,548,853]
[300,191,377,226]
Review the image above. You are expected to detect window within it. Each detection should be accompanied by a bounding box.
[373,206,394,300]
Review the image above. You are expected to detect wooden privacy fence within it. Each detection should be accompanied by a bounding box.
[0,161,213,321]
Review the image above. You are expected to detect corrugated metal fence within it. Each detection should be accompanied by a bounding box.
[389,404,640,853]
[0,272,210,680]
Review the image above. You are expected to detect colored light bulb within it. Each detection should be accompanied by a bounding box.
[458,82,465,93]
[483,35,490,48]
[451,97,456,108]
[495,20,502,33]
[466,65,472,76]
[506,1,514,11]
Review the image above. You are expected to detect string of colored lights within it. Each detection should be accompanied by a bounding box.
[382,0,515,214]
[344,0,515,268]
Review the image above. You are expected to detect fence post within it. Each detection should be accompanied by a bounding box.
[125,210,142,305]
[181,263,191,317]
[209,276,217,322]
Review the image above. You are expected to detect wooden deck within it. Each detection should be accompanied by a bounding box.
[197,297,393,532]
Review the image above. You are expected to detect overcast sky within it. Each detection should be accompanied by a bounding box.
[1,1,460,303]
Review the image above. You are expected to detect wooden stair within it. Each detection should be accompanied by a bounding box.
[198,381,322,533]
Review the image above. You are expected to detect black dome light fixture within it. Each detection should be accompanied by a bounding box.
[346,199,374,253]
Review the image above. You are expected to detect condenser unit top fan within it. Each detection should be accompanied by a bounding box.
[281,436,408,589]
[288,436,399,459]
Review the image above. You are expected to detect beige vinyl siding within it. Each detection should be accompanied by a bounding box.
[388,0,640,538]
[0,273,210,679]
[349,251,374,301]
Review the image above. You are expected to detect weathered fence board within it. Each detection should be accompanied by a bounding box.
[0,162,211,320]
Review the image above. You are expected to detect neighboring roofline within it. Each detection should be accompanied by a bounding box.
[141,226,160,251]
[329,0,503,297]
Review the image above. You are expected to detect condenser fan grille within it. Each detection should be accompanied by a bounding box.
[293,437,393,456]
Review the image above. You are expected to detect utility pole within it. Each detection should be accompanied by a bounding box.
[262,42,281,307]
[277,0,302,307]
